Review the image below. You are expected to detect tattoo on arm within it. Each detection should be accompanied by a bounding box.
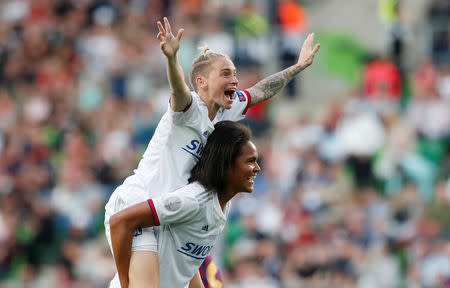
[248,66,299,106]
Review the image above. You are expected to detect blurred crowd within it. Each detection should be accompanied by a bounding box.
[0,0,448,287]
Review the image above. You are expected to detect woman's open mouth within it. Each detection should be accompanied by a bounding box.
[224,89,236,101]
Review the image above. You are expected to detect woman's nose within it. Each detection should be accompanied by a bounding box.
[254,162,261,172]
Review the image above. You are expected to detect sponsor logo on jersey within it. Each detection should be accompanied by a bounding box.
[202,131,210,138]
[181,139,204,160]
[177,242,213,260]
[201,225,209,232]
[236,91,246,102]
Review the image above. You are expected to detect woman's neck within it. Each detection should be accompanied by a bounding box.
[217,189,236,212]
[198,92,220,121]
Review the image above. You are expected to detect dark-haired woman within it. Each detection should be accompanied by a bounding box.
[110,121,260,288]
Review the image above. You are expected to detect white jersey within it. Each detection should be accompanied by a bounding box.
[150,182,230,288]
[133,90,251,198]
[105,90,251,287]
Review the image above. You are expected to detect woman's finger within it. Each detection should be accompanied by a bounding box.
[164,17,171,35]
[176,29,184,42]
[157,21,165,35]
[157,32,164,41]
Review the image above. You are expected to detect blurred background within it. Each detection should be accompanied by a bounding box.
[0,0,449,287]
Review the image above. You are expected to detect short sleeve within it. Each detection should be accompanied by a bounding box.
[221,90,251,121]
[148,190,200,226]
[170,91,200,126]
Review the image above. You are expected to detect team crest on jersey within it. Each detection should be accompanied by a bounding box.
[201,225,209,232]
[164,196,182,211]
[236,91,246,102]
[202,131,210,138]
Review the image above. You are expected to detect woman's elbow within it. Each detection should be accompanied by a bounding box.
[109,202,152,232]
[110,212,130,231]
[110,213,119,230]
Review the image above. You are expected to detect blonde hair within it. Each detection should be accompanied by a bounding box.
[189,45,230,91]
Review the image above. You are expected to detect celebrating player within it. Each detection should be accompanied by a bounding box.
[110,121,260,288]
[104,17,319,288]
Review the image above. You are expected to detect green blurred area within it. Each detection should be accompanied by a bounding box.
[314,31,370,86]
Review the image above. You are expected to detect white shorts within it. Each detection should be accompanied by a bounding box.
[104,175,158,253]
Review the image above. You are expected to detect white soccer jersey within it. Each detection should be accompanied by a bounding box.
[133,90,251,197]
[104,90,250,285]
[150,182,230,288]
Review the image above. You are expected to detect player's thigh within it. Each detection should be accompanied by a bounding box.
[129,226,159,287]
[129,251,159,288]
[188,272,203,288]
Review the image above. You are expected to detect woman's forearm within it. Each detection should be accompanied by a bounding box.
[166,55,191,111]
[110,214,134,288]
[247,64,303,106]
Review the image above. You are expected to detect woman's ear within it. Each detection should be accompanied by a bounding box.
[196,76,207,89]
